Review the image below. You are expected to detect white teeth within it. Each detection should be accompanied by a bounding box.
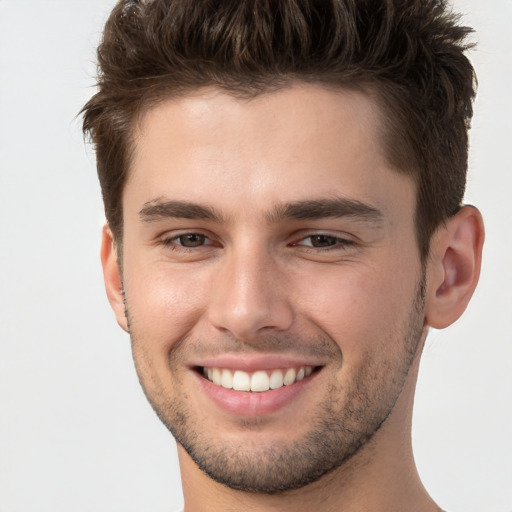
[283,368,296,386]
[269,369,284,389]
[251,371,270,392]
[233,370,251,391]
[204,366,314,392]
[221,369,233,389]
[212,368,222,386]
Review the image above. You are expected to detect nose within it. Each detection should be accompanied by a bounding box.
[207,246,294,341]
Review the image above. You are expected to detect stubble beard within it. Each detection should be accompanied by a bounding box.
[126,276,426,494]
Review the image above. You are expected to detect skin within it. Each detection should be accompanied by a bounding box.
[101,85,484,511]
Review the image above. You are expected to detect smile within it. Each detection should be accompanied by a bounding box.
[202,366,315,392]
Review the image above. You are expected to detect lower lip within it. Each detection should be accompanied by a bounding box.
[193,370,320,417]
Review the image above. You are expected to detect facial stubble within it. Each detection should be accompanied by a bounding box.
[125,275,426,494]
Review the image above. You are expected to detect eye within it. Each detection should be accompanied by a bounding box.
[175,233,208,247]
[298,234,353,249]
[304,234,339,247]
[161,232,215,250]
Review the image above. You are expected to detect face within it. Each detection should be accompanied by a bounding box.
[113,85,427,492]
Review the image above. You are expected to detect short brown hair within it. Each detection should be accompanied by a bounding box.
[82,0,476,258]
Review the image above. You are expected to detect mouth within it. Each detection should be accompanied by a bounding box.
[192,359,325,416]
[197,365,320,392]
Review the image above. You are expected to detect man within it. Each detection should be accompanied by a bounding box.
[82,1,484,510]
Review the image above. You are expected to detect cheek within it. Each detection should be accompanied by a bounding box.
[297,262,419,358]
[123,259,211,353]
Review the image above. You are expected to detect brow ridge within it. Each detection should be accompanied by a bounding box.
[139,199,223,222]
[267,198,384,224]
[138,197,384,226]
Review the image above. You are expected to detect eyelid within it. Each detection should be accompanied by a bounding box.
[157,228,356,250]
[159,229,219,249]
[300,236,351,246]
[286,231,358,257]
[292,229,355,243]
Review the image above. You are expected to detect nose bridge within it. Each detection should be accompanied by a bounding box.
[208,240,293,340]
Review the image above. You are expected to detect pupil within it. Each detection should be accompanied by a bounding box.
[312,235,336,247]
[180,234,205,247]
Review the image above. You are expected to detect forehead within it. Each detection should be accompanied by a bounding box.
[127,84,414,221]
[133,84,384,165]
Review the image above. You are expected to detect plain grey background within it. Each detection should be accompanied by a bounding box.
[0,1,510,511]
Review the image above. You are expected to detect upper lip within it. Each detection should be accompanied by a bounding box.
[191,354,326,372]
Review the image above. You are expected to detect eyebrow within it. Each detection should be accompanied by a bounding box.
[139,199,224,222]
[267,198,384,225]
[139,197,384,226]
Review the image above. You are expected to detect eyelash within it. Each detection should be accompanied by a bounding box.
[294,233,354,250]
[159,232,354,252]
[160,232,216,251]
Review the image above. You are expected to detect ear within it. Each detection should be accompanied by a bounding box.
[425,206,485,329]
[100,225,129,332]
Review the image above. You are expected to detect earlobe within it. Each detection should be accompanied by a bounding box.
[100,225,129,332]
[425,206,485,329]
